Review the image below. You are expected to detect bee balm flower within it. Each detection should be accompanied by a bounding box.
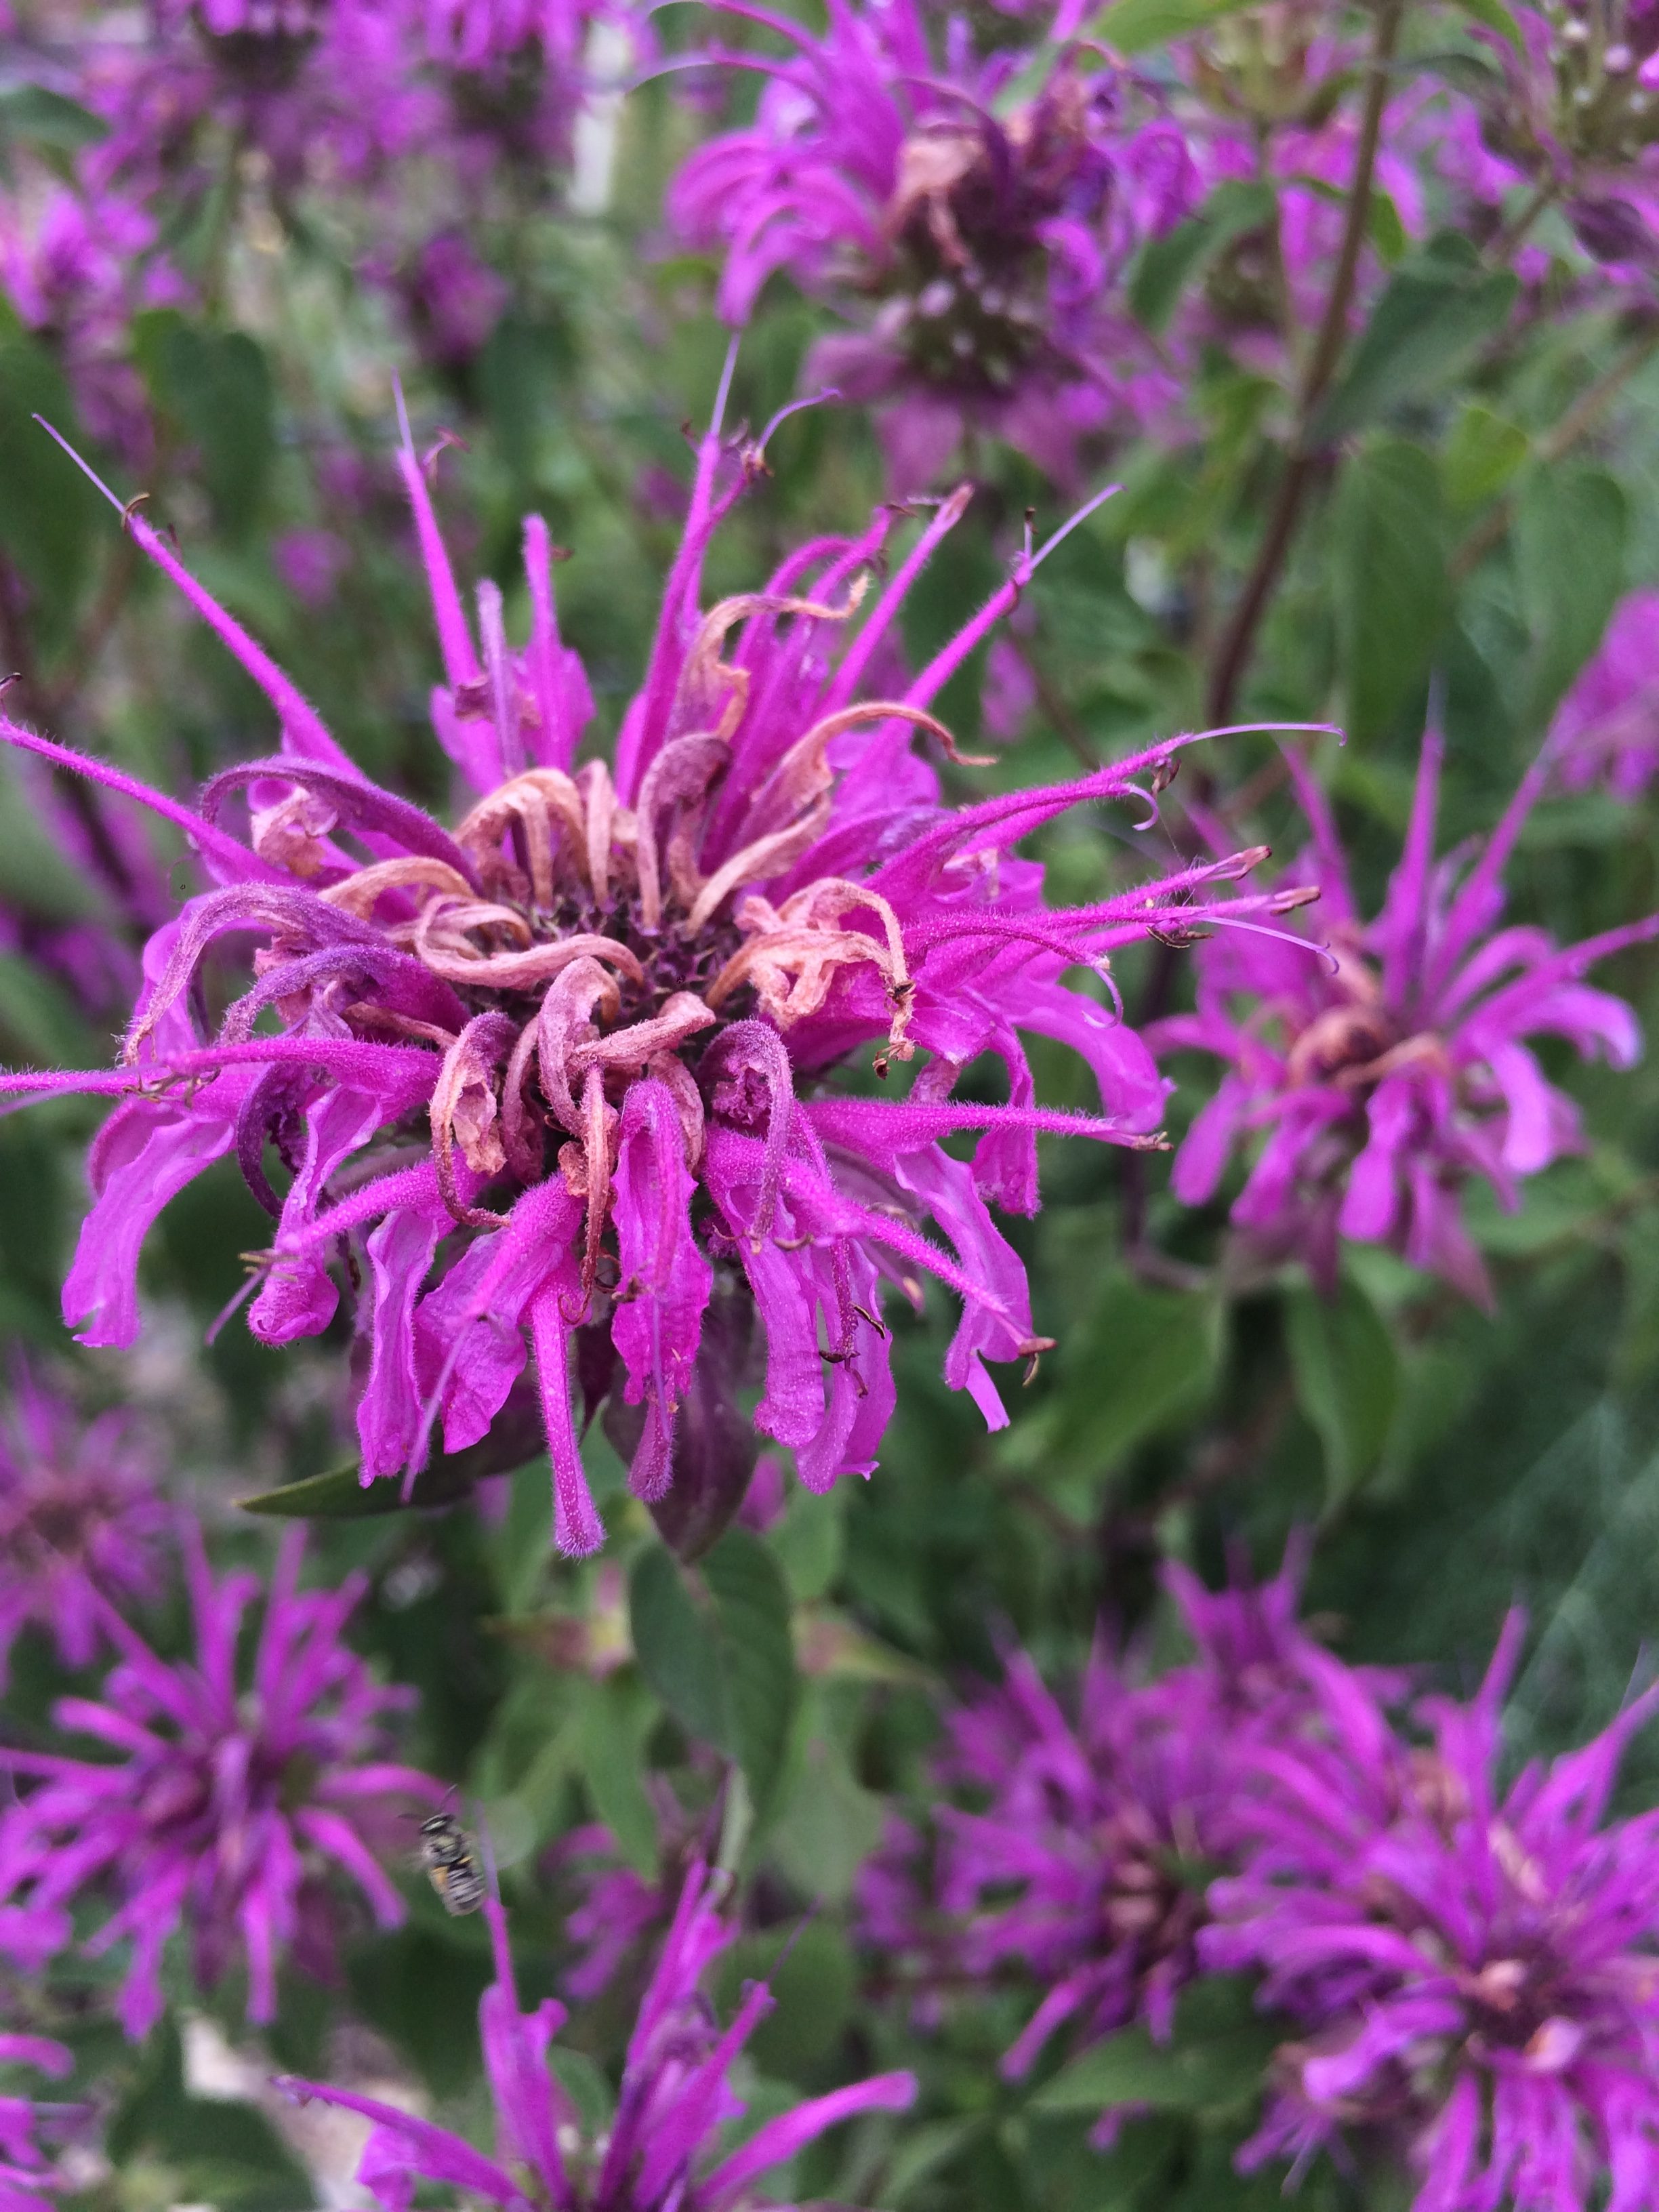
[0,385,1314,1555]
[1150,729,1659,1300]
[0,1529,440,2039]
[0,1359,168,1691]
[279,1862,916,2212]
[669,1,1197,485]
[859,1542,1404,2106]
[0,2034,78,2212]
[1204,1616,1659,2212]
[1553,588,1659,802]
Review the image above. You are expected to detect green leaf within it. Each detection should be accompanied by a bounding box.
[480,312,573,478]
[0,84,108,156]
[575,1671,659,1877]
[1443,401,1529,512]
[0,340,100,617]
[1095,0,1258,53]
[346,1926,494,2095]
[1128,180,1274,334]
[549,2048,615,2136]
[240,1397,547,1515]
[1312,234,1517,443]
[1044,1274,1221,1481]
[1452,0,1526,50]
[1285,1273,1401,1503]
[1333,436,1448,743]
[1368,186,1408,266]
[884,2118,983,2207]
[1514,462,1628,726]
[136,314,275,538]
[714,1920,856,2081]
[0,950,102,1068]
[628,1544,732,1750]
[772,1481,846,1602]
[769,1702,884,1904]
[703,1528,799,1818]
[1032,1980,1277,2117]
[241,1455,487,1517]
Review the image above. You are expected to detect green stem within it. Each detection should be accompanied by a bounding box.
[1204,0,1406,727]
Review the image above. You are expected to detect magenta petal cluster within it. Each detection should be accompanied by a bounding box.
[0,1359,168,1691]
[0,1528,440,2039]
[0,2034,75,2212]
[669,0,1196,485]
[0,397,1311,1554]
[1553,589,1659,801]
[1149,728,1659,1300]
[860,1545,1395,2094]
[280,1862,916,2211]
[1204,1616,1659,2212]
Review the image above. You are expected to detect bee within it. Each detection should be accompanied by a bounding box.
[416,1801,486,1917]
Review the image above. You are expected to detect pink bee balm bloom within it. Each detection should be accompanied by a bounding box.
[861,1542,1399,2104]
[0,1359,169,1691]
[0,1528,441,2039]
[0,387,1317,1555]
[1553,589,1659,802]
[279,1862,916,2211]
[668,1,1197,485]
[1149,730,1659,1302]
[0,2034,77,2212]
[1204,1616,1659,2212]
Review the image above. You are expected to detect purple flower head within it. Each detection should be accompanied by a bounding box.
[548,1738,747,2004]
[1204,1616,1659,2212]
[0,176,186,466]
[553,1822,677,2003]
[402,230,512,365]
[273,527,351,609]
[1149,727,1659,1302]
[670,3,1197,483]
[281,1862,916,2209]
[1553,589,1659,801]
[0,1358,168,1692]
[422,0,619,172]
[0,1526,442,2039]
[861,1544,1382,2098]
[0,388,1319,1557]
[0,2034,79,2212]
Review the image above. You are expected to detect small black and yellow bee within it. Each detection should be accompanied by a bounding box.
[417,1804,486,1917]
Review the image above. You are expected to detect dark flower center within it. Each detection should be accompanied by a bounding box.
[882,81,1113,398]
